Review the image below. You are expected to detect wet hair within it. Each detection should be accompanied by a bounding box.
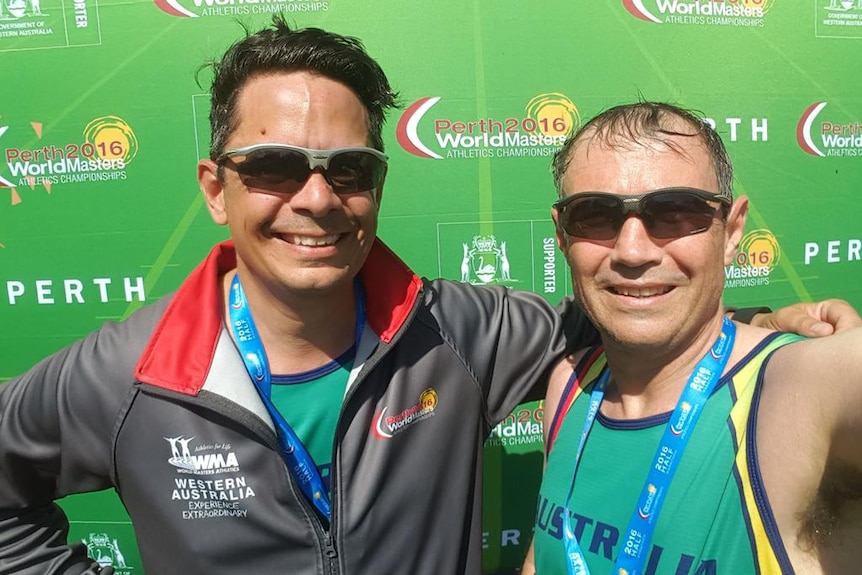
[200,15,398,160]
[552,101,733,199]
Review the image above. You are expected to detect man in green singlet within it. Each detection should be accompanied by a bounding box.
[523,102,862,575]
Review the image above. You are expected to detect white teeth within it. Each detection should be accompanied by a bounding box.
[286,234,340,247]
[613,286,670,298]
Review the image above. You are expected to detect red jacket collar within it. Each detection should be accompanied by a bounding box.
[135,240,422,395]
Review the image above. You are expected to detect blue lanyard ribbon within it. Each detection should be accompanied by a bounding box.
[227,274,365,521]
[562,317,736,575]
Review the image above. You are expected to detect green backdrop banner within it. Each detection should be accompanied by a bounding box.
[1,1,860,573]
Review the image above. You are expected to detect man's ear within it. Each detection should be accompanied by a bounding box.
[199,159,228,226]
[723,195,749,266]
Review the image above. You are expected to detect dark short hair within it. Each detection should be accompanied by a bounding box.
[201,15,398,161]
[552,101,733,199]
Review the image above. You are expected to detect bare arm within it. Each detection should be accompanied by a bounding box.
[759,327,862,526]
[809,328,862,470]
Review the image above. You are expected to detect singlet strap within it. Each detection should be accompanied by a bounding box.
[546,345,604,455]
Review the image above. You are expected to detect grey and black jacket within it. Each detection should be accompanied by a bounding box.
[0,239,596,575]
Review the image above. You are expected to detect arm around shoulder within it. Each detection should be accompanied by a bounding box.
[479,287,567,420]
[555,296,600,354]
[752,299,862,337]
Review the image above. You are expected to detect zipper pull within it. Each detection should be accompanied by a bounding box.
[323,532,338,573]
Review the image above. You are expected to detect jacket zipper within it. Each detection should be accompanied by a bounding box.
[322,282,424,573]
[323,531,338,574]
[272,435,340,574]
[277,434,339,574]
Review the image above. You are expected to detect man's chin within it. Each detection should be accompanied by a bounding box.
[600,323,677,352]
[282,275,356,295]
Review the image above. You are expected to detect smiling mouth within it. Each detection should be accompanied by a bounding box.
[281,233,342,247]
[610,286,673,298]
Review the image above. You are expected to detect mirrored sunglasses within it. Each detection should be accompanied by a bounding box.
[554,187,731,241]
[217,143,387,194]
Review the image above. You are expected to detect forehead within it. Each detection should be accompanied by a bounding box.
[230,71,370,147]
[562,127,718,196]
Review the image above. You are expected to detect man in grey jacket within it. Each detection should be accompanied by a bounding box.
[0,16,856,575]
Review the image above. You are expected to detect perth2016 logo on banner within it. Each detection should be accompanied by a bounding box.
[0,0,101,50]
[797,101,862,157]
[153,0,326,18]
[724,228,780,289]
[486,403,544,449]
[396,93,579,160]
[1,115,137,204]
[623,0,773,27]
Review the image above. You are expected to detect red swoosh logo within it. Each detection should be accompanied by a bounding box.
[395,97,443,159]
[796,102,827,157]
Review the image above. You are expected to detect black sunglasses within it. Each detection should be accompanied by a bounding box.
[554,187,731,241]
[217,143,387,194]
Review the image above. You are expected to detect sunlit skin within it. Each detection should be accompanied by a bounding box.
[552,129,748,413]
[197,72,384,371]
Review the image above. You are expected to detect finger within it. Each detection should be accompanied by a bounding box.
[821,299,862,332]
[778,315,834,338]
[761,307,833,337]
[802,320,835,338]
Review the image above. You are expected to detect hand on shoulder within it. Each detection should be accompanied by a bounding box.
[750,299,861,337]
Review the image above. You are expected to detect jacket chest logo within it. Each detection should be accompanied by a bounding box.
[371,388,438,439]
[163,435,257,521]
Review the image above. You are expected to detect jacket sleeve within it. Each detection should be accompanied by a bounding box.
[0,321,142,574]
[483,293,602,423]
[482,288,567,424]
[0,505,114,574]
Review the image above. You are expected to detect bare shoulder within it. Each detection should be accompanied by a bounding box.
[758,326,862,449]
[767,326,862,468]
[768,325,862,376]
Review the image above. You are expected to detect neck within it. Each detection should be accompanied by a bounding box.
[222,269,360,374]
[599,314,726,420]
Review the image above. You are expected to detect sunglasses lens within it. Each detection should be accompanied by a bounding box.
[643,192,718,239]
[230,148,384,194]
[560,190,723,240]
[561,195,623,240]
[327,151,386,193]
[235,148,311,191]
